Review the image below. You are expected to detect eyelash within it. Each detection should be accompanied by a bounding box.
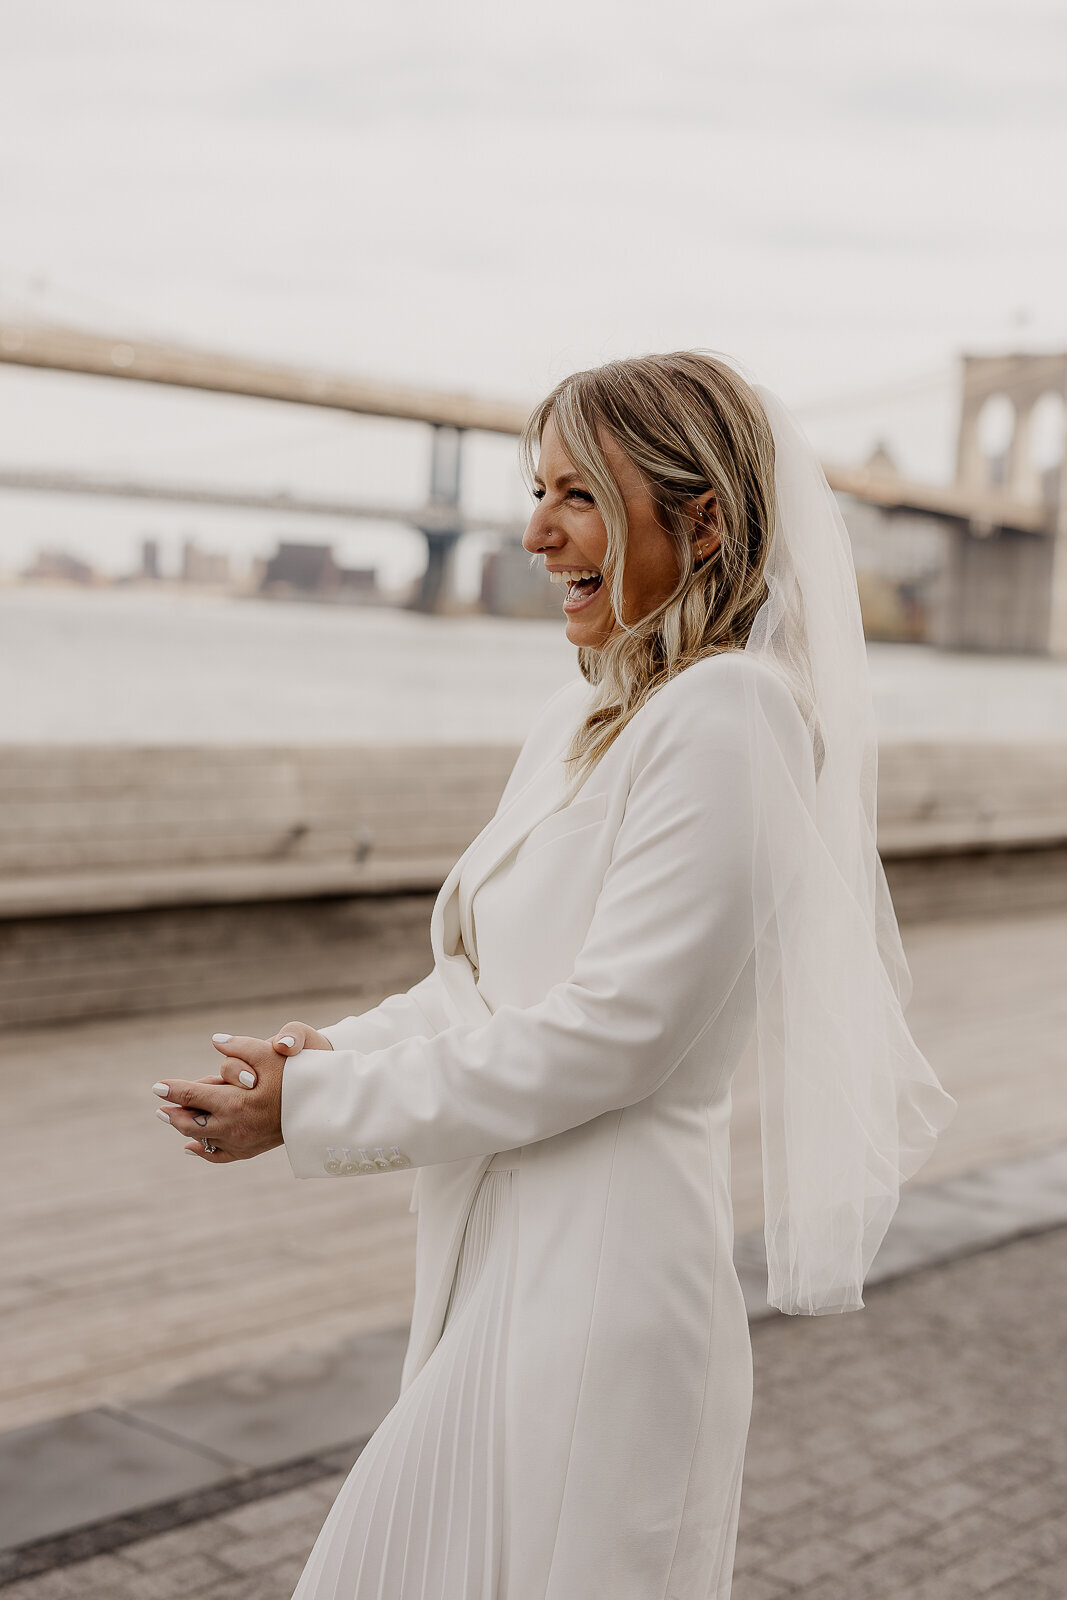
[532,488,594,505]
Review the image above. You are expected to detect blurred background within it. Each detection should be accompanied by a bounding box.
[1,2,1065,1595]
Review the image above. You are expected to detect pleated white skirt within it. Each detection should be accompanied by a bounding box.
[291,1158,517,1600]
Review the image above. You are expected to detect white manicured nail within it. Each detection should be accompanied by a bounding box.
[238,1070,256,1088]
[212,1033,232,1044]
[278,1036,296,1049]
[155,1108,172,1124]
[151,1082,170,1098]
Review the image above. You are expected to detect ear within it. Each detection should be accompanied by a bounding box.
[689,492,722,561]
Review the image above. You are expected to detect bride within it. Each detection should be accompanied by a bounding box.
[152,351,955,1599]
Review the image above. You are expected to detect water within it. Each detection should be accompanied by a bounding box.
[7,585,1067,745]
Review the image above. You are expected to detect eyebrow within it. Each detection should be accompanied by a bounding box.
[533,470,586,489]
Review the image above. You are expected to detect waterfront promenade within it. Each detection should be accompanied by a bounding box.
[2,593,1066,1592]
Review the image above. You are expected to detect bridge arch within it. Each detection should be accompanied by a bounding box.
[957,353,1067,505]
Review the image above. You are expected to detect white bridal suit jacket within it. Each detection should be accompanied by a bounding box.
[282,652,811,1599]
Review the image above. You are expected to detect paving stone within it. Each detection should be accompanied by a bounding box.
[994,1475,1067,1527]
[115,1555,234,1599]
[893,1475,984,1524]
[217,1485,330,1540]
[120,1522,234,1571]
[738,1471,821,1519]
[843,1540,946,1599]
[811,1449,885,1491]
[957,1445,1054,1495]
[896,1570,988,1600]
[0,1559,138,1600]
[1019,1512,1067,1563]
[839,1503,937,1557]
[1003,1567,1067,1599]
[215,1522,321,1578]
[179,1569,305,1600]
[759,1535,859,1588]
[729,1572,791,1600]
[919,1505,1018,1562]
[730,1531,781,1576]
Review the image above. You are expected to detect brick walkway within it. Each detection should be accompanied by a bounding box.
[2,1225,1063,1600]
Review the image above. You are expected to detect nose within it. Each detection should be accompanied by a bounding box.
[522,502,565,556]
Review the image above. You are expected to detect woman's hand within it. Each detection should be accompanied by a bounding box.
[264,1020,335,1059]
[152,1021,333,1164]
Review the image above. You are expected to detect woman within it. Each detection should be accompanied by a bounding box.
[152,352,955,1599]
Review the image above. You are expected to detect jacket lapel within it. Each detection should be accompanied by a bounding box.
[455,742,572,972]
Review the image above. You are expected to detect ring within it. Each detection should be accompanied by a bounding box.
[202,1139,218,1154]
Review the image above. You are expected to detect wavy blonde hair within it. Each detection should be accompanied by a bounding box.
[521,351,777,774]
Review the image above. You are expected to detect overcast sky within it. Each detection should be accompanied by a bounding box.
[0,0,1064,579]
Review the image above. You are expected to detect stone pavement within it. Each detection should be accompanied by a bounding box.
[1,1223,1064,1599]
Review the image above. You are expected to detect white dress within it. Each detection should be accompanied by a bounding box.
[291,1155,520,1600]
[283,658,800,1600]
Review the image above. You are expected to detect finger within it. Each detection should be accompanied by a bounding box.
[215,1057,258,1090]
[183,1138,237,1164]
[156,1103,222,1139]
[208,1035,276,1070]
[271,1023,307,1055]
[152,1078,233,1114]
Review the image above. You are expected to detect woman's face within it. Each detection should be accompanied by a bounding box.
[523,414,712,649]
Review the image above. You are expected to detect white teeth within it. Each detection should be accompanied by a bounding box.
[548,568,601,585]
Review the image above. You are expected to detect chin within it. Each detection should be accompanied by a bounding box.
[564,605,614,650]
[565,621,606,649]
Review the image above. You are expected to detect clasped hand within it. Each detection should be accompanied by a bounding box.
[152,1020,333,1164]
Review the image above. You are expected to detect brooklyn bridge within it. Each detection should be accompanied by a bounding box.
[2,317,1065,648]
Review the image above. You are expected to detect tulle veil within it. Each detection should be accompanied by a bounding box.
[744,384,956,1314]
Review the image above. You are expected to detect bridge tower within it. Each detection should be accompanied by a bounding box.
[413,425,465,613]
[948,353,1067,655]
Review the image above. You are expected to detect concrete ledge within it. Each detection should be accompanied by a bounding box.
[3,1141,1064,1572]
[5,838,1067,923]
[0,893,436,1028]
[0,856,455,919]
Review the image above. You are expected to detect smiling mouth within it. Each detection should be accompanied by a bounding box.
[548,568,604,609]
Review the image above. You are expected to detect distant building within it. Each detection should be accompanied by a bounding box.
[260,541,379,603]
[481,541,562,620]
[337,566,379,599]
[262,542,339,593]
[21,549,95,584]
[181,540,231,586]
[141,538,160,580]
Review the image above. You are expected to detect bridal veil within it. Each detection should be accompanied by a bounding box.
[743,383,956,1315]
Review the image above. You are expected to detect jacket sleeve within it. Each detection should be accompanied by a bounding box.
[282,657,808,1176]
[319,971,449,1056]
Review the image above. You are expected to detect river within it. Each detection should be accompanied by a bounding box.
[6,584,1067,744]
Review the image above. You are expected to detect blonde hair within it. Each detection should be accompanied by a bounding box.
[521,350,776,774]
